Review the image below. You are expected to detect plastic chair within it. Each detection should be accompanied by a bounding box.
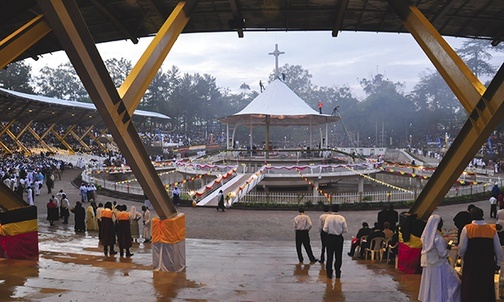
[365,237,385,261]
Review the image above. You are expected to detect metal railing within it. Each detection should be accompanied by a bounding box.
[238,183,494,205]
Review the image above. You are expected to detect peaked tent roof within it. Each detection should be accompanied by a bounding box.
[218,79,340,126]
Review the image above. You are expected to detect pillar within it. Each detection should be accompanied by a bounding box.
[151,213,186,272]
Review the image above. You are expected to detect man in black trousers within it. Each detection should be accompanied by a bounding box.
[323,204,348,278]
[293,207,318,263]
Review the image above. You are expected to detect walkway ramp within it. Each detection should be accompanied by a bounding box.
[197,173,253,207]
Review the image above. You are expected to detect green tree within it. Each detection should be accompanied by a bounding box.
[358,74,414,147]
[456,39,504,77]
[0,61,34,93]
[104,57,132,88]
[35,62,88,101]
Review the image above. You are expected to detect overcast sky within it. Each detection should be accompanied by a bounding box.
[28,31,503,99]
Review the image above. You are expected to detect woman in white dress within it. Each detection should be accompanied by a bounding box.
[418,214,461,302]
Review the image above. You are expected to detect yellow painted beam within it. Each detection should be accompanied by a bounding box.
[27,127,53,152]
[50,128,74,153]
[88,131,108,153]
[118,1,193,117]
[0,15,52,69]
[5,129,31,155]
[69,129,90,151]
[38,0,177,219]
[388,0,504,220]
[410,64,504,220]
[388,0,485,113]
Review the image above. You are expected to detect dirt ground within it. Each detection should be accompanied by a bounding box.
[37,167,493,246]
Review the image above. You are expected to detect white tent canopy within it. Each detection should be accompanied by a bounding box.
[218,79,340,154]
[218,79,340,126]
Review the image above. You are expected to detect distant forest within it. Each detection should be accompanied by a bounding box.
[1,39,503,157]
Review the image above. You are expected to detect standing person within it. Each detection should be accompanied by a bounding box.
[377,206,388,230]
[27,185,34,206]
[86,202,98,231]
[323,204,347,278]
[100,202,117,256]
[293,207,318,263]
[172,186,181,206]
[96,202,104,243]
[418,214,461,302]
[492,182,501,198]
[142,205,152,243]
[52,194,60,219]
[453,204,475,244]
[458,207,503,302]
[60,194,70,224]
[318,100,323,114]
[143,194,151,209]
[216,190,225,212]
[86,184,94,203]
[129,206,142,243]
[56,189,65,218]
[318,205,331,263]
[90,183,97,202]
[71,201,86,233]
[46,172,54,194]
[79,183,88,203]
[490,195,498,219]
[46,198,59,226]
[385,204,399,231]
[116,205,133,257]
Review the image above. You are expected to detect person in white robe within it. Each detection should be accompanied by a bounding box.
[418,214,461,302]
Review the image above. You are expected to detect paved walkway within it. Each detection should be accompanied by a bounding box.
[1,167,498,301]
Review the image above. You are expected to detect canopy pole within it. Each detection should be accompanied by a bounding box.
[265,115,270,160]
[249,124,253,156]
[325,122,329,149]
[226,123,229,150]
[309,119,312,151]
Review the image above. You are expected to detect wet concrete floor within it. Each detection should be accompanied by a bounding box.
[1,230,422,301]
[4,167,493,301]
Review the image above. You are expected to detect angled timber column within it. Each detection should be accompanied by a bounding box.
[88,130,108,153]
[388,0,503,219]
[69,129,91,151]
[0,141,12,154]
[388,0,485,113]
[50,128,74,153]
[4,129,30,155]
[411,65,504,219]
[27,127,54,153]
[36,0,197,219]
[118,1,197,117]
[0,15,52,69]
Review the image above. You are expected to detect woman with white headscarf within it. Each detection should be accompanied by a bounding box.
[418,214,461,302]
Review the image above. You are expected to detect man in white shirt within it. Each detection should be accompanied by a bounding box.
[323,204,348,279]
[490,196,497,218]
[293,207,318,263]
[318,205,331,263]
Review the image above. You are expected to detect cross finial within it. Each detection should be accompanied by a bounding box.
[268,44,285,79]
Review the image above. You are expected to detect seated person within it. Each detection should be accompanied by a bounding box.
[383,222,394,240]
[360,222,385,258]
[348,222,372,257]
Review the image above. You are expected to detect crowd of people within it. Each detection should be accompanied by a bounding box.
[292,186,504,302]
[46,197,153,257]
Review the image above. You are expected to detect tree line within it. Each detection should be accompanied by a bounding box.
[0,39,502,152]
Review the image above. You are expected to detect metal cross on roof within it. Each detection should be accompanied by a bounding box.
[268,44,285,79]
